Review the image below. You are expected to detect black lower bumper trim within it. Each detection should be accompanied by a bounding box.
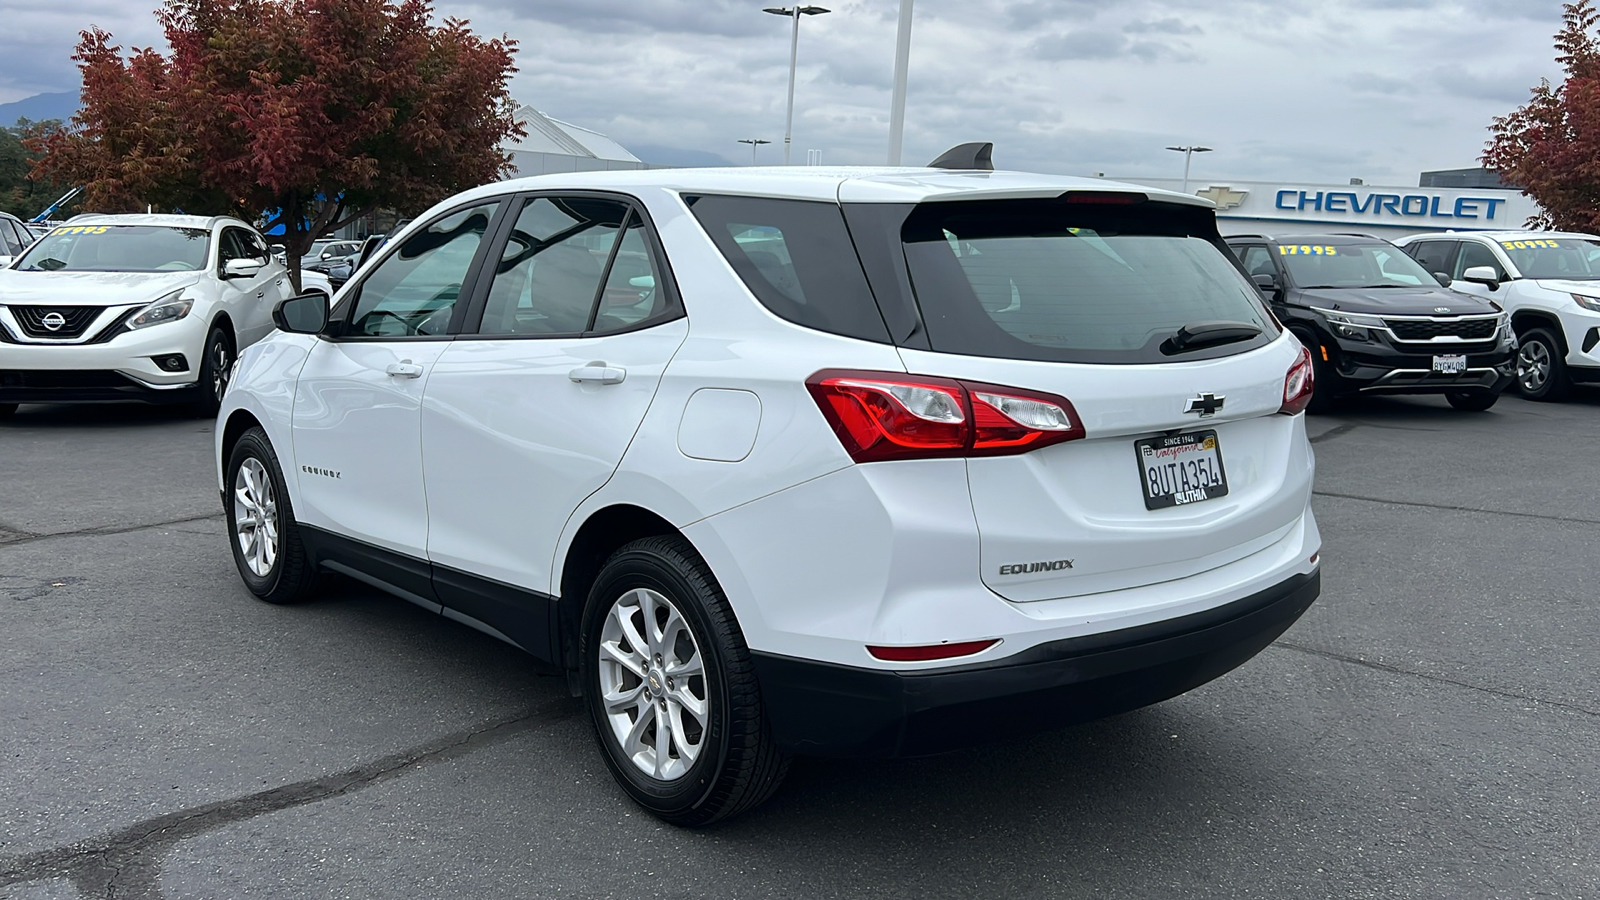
[1569,365,1600,385]
[752,569,1321,758]
[0,370,199,405]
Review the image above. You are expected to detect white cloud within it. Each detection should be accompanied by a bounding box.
[0,0,1573,184]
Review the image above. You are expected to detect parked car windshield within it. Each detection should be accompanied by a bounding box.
[900,199,1276,364]
[1274,241,1438,289]
[15,224,211,272]
[1496,236,1600,280]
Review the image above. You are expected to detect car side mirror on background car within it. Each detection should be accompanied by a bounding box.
[223,258,265,279]
[272,292,329,334]
[1252,272,1281,294]
[1433,271,1452,287]
[1461,265,1501,290]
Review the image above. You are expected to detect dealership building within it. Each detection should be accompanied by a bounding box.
[1122,177,1540,239]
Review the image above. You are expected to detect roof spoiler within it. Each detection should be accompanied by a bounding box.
[927,142,993,171]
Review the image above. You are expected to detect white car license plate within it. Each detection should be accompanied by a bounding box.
[1433,354,1467,374]
[1135,430,1229,511]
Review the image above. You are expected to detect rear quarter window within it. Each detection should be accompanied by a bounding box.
[686,194,890,343]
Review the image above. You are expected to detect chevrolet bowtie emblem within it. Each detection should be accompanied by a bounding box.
[1184,392,1225,417]
[1194,185,1248,210]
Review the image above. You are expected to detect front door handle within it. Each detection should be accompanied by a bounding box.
[568,361,626,385]
[386,360,424,379]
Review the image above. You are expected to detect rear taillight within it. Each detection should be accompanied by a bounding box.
[1280,346,1315,415]
[806,370,1085,463]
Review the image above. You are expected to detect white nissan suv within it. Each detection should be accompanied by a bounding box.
[216,155,1322,825]
[0,214,330,417]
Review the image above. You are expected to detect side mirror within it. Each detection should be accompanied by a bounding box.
[1461,265,1501,290]
[223,258,265,279]
[1433,271,1452,287]
[272,292,329,334]
[1252,272,1281,293]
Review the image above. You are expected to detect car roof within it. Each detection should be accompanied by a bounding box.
[1226,233,1395,245]
[1400,230,1600,242]
[452,166,1211,208]
[62,213,242,230]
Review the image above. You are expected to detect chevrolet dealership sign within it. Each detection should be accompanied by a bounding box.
[1127,178,1540,237]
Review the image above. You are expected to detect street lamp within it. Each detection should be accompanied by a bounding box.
[887,0,914,165]
[763,4,831,166]
[737,138,771,165]
[1165,145,1212,193]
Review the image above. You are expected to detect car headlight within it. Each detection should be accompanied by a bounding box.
[1314,307,1384,341]
[126,290,194,330]
[1571,293,1600,312]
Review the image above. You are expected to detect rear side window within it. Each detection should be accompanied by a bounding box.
[686,195,889,343]
[900,200,1276,364]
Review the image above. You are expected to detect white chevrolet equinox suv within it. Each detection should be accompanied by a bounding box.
[216,153,1322,825]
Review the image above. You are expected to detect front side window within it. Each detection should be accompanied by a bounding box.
[1405,240,1458,278]
[900,199,1275,364]
[346,201,500,337]
[15,224,210,272]
[1494,237,1600,280]
[1236,244,1278,280]
[1275,241,1434,289]
[1455,241,1506,280]
[479,197,625,335]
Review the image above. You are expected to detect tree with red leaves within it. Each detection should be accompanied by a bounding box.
[29,0,523,289]
[1484,0,1600,232]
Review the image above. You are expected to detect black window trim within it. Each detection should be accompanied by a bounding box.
[325,195,514,343]
[453,189,686,342]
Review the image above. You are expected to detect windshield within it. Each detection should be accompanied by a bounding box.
[1496,237,1600,280]
[1277,242,1436,288]
[15,224,211,272]
[899,200,1276,364]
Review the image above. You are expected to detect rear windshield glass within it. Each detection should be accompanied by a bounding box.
[15,224,211,272]
[1276,241,1438,288]
[1495,236,1600,280]
[686,194,889,343]
[900,200,1275,364]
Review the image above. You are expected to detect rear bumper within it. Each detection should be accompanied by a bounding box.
[752,568,1320,758]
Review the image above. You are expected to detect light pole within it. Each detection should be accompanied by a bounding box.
[1165,145,1212,193]
[737,138,771,165]
[763,5,831,165]
[887,0,914,165]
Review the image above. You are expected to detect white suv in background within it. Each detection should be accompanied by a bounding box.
[0,214,330,417]
[217,158,1322,825]
[1398,230,1600,400]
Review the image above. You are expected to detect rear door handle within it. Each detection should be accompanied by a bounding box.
[386,361,424,379]
[568,362,626,385]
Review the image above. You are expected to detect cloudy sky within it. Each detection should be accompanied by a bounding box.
[0,0,1573,185]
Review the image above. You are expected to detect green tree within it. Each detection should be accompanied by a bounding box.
[0,118,66,220]
[29,0,524,289]
[1484,0,1600,231]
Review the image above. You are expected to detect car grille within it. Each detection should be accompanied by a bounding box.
[1384,318,1497,341]
[0,369,132,389]
[11,305,105,339]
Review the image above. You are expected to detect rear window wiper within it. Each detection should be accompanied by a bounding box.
[1161,321,1263,356]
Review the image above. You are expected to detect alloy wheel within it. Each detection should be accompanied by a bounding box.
[233,457,279,577]
[211,338,232,402]
[1517,340,1550,392]
[596,587,709,782]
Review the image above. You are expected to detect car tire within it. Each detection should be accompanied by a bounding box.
[1514,327,1571,402]
[192,326,235,417]
[1446,390,1499,411]
[580,535,789,826]
[1295,330,1338,414]
[0,403,16,419]
[225,426,320,605]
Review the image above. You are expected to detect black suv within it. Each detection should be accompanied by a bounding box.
[1225,234,1516,411]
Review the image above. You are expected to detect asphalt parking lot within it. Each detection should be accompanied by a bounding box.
[1,392,1597,900]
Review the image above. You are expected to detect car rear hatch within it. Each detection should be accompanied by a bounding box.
[847,190,1313,602]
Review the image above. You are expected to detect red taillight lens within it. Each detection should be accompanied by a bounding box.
[867,639,1000,661]
[807,370,1085,462]
[1280,346,1315,415]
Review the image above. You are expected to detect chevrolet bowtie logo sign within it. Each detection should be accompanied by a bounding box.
[1195,185,1248,210]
